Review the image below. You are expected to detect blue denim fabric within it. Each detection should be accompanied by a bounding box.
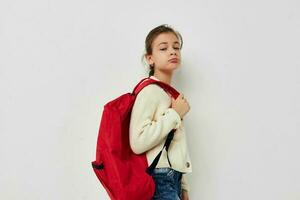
[150,168,183,200]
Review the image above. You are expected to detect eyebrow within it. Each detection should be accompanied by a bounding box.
[157,41,180,46]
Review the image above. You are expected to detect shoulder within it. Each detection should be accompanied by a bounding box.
[138,84,164,95]
[134,84,171,107]
[136,84,169,99]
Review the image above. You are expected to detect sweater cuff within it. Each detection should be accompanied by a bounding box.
[165,108,182,129]
[181,173,190,192]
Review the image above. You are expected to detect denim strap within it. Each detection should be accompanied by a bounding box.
[146,129,175,175]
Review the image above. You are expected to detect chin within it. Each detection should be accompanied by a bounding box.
[170,63,181,70]
[159,63,181,73]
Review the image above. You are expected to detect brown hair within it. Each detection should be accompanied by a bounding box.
[142,24,183,77]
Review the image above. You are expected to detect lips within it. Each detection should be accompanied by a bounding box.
[169,58,178,62]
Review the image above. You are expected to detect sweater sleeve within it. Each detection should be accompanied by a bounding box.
[181,173,190,192]
[129,85,182,154]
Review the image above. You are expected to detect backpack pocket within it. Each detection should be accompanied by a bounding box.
[92,160,114,198]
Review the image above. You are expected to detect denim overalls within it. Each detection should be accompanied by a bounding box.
[150,167,183,200]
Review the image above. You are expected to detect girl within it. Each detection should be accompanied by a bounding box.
[129,24,192,200]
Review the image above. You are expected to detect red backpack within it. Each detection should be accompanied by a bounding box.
[91,77,180,200]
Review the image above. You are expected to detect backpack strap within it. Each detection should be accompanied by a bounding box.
[131,77,181,175]
[146,129,175,175]
[132,77,180,99]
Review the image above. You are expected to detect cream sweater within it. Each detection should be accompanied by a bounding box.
[129,75,192,192]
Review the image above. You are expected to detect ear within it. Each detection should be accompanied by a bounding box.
[145,54,154,66]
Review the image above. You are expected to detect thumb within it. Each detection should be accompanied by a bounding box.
[171,97,176,107]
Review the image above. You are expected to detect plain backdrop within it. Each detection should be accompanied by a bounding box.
[0,0,299,199]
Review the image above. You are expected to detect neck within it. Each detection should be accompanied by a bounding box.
[153,70,173,85]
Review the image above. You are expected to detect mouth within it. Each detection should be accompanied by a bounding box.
[169,58,179,63]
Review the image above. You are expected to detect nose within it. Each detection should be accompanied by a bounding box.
[170,49,177,55]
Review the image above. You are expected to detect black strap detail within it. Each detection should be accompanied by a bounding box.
[146,129,175,175]
[92,162,104,170]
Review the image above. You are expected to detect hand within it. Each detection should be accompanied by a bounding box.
[181,189,189,200]
[171,93,190,120]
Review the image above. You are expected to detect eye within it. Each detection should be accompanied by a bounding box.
[160,47,180,51]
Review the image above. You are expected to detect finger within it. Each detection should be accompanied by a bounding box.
[177,94,183,100]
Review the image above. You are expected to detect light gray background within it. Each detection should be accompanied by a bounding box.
[1,0,299,199]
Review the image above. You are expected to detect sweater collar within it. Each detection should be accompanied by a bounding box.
[149,75,160,81]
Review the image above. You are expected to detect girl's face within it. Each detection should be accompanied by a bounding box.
[146,32,181,74]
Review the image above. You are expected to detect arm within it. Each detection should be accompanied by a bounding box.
[129,85,182,154]
[181,173,190,192]
[181,174,190,200]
